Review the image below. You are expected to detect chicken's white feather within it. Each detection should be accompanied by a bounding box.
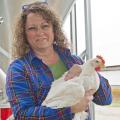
[42,56,105,120]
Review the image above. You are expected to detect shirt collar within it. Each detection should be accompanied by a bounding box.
[25,45,72,68]
[26,49,40,63]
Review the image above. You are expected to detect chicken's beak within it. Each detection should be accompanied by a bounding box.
[95,63,105,71]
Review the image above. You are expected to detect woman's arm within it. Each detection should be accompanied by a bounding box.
[6,61,73,120]
[93,74,112,105]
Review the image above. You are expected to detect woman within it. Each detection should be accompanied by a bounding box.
[6,1,112,120]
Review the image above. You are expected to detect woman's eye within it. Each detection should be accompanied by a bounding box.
[27,27,36,30]
[42,24,49,29]
[96,60,99,63]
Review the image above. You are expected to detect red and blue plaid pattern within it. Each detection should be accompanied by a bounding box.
[6,46,112,120]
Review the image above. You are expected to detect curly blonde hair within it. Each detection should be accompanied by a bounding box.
[12,1,69,59]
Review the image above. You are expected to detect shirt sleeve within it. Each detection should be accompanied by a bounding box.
[6,61,74,120]
[93,73,112,105]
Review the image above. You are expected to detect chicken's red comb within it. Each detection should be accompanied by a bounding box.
[96,55,105,64]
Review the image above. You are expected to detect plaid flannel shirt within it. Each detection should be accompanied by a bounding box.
[6,46,112,120]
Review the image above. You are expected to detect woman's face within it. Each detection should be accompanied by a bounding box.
[25,13,54,51]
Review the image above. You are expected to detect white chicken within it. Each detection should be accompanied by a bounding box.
[42,55,105,120]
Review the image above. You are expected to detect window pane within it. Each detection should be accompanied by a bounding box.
[76,0,85,56]
[63,14,71,43]
[91,0,120,66]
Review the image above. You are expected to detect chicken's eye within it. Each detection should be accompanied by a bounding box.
[95,60,99,63]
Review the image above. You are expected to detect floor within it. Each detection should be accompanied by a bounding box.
[95,105,120,120]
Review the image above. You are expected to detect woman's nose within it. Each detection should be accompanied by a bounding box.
[36,27,44,35]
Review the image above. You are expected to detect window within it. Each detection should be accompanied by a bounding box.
[63,0,85,56]
[91,0,120,66]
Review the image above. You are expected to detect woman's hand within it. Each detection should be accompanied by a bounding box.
[64,64,82,80]
[71,89,95,113]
